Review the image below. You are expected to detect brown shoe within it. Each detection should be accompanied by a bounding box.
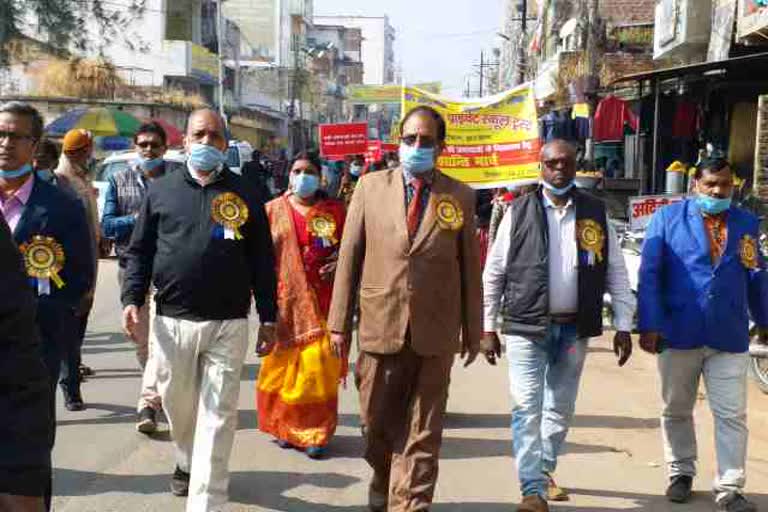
[518,495,549,512]
[545,472,569,501]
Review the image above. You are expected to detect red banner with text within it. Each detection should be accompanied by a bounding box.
[319,123,368,158]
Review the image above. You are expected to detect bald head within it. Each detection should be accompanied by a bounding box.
[184,108,227,154]
[541,139,577,161]
[540,139,577,189]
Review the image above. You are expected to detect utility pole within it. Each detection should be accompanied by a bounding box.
[585,0,600,161]
[517,0,527,85]
[216,0,226,125]
[479,50,485,97]
[473,51,501,97]
[290,35,304,153]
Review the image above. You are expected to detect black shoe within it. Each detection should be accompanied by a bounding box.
[716,492,757,512]
[666,475,693,503]
[64,393,85,412]
[136,407,157,434]
[170,466,190,497]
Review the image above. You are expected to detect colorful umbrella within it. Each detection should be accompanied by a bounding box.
[46,107,142,138]
[147,118,184,147]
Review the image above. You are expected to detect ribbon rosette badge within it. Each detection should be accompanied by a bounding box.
[307,211,338,248]
[19,235,66,295]
[576,219,605,266]
[435,195,464,231]
[740,235,759,270]
[211,192,249,240]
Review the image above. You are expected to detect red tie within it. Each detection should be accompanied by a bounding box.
[407,179,425,239]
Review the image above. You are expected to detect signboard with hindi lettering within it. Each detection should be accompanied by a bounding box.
[402,84,541,189]
[319,123,368,158]
[628,194,686,231]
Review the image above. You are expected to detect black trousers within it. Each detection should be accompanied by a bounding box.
[58,310,88,399]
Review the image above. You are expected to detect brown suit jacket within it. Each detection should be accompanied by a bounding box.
[327,168,482,356]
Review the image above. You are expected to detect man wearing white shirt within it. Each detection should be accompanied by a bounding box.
[482,139,636,512]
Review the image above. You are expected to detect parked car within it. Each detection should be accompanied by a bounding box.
[226,140,253,175]
[93,150,186,257]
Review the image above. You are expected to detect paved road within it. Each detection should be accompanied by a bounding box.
[52,259,768,511]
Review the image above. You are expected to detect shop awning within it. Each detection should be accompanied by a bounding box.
[611,52,768,85]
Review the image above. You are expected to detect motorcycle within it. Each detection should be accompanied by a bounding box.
[606,223,768,393]
[749,330,768,393]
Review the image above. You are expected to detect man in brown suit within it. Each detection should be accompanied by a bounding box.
[328,106,483,512]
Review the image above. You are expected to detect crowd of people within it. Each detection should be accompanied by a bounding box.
[0,99,766,512]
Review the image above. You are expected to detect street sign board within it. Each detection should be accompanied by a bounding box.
[628,194,685,231]
[319,122,368,158]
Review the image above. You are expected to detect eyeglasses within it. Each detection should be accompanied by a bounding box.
[0,131,36,144]
[401,134,436,148]
[136,141,163,149]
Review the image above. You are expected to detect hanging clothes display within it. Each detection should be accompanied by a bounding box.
[539,110,575,142]
[672,100,700,139]
[593,95,638,141]
[572,103,591,140]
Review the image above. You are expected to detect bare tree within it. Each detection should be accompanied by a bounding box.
[0,0,148,66]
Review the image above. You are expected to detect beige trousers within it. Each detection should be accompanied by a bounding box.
[151,315,249,512]
[117,268,161,411]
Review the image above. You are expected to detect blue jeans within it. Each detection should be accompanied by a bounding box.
[505,324,588,497]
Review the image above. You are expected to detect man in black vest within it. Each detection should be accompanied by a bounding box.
[482,139,636,512]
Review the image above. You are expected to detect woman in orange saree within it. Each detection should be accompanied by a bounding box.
[256,153,346,459]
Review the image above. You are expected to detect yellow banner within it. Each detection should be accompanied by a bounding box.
[402,84,541,188]
[348,82,442,104]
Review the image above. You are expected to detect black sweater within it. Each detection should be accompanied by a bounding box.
[121,167,277,322]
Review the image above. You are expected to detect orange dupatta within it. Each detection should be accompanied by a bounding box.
[265,196,325,347]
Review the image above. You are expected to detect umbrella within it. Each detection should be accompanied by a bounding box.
[147,118,184,147]
[46,107,142,138]
[98,136,132,151]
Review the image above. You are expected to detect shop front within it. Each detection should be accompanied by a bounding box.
[612,51,768,198]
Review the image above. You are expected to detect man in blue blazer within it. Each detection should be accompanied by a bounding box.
[638,158,768,512]
[0,101,95,416]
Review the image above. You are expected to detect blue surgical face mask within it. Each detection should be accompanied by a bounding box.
[349,163,362,177]
[399,144,435,175]
[136,157,164,173]
[292,173,320,199]
[0,163,34,179]
[696,194,732,215]
[322,165,340,194]
[188,143,225,172]
[541,180,574,196]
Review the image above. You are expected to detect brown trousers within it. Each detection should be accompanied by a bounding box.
[356,345,454,512]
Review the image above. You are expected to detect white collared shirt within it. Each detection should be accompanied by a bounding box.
[483,192,636,333]
[543,193,579,315]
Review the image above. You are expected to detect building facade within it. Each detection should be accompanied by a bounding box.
[313,15,395,85]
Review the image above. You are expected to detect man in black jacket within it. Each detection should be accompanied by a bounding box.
[121,109,277,511]
[0,218,52,511]
[482,140,636,512]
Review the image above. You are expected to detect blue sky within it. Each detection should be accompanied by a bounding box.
[314,0,505,96]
